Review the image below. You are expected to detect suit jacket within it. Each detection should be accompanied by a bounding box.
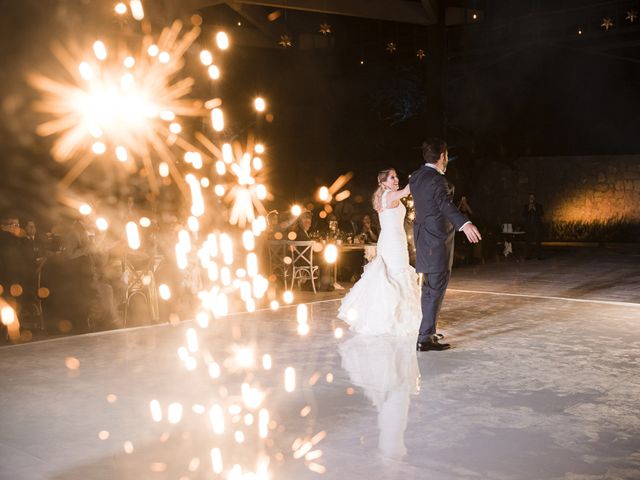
[409,164,468,273]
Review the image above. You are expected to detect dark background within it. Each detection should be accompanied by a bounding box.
[2,0,640,228]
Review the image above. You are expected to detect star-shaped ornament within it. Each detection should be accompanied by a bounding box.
[278,34,293,48]
[386,42,397,53]
[416,49,426,60]
[319,23,332,35]
[626,10,638,23]
[601,17,614,30]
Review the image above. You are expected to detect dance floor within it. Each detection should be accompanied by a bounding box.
[2,247,640,479]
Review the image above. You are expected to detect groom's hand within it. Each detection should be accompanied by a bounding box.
[462,223,482,243]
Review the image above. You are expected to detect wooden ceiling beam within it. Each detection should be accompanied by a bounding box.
[226,1,280,40]
[195,0,437,25]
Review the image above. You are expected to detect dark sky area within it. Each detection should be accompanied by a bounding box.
[1,0,640,220]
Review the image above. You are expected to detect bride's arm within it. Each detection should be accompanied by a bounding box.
[385,184,411,206]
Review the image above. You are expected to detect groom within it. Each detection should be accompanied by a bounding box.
[409,139,481,352]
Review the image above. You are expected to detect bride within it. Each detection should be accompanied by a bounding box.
[337,168,421,335]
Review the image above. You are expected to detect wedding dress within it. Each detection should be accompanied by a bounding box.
[337,190,421,335]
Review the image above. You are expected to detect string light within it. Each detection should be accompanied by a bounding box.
[200,50,213,65]
[216,31,230,50]
[130,0,144,20]
[254,97,266,112]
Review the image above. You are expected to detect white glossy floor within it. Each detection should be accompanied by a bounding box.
[2,250,640,479]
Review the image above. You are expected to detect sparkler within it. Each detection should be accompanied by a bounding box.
[195,134,270,228]
[27,2,328,477]
[28,19,204,194]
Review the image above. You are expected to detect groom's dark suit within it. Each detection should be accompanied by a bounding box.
[409,164,468,342]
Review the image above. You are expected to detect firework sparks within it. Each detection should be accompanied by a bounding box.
[195,133,270,228]
[28,20,204,194]
[28,3,327,477]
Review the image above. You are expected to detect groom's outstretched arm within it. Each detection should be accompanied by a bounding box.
[461,223,482,243]
[432,176,482,243]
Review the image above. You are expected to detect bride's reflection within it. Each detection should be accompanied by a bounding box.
[339,335,421,460]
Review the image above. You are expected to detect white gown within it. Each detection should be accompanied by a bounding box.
[337,190,421,335]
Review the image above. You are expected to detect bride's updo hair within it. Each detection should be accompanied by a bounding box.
[372,168,395,212]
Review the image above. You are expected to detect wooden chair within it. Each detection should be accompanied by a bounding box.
[268,240,292,286]
[288,241,319,294]
[123,253,161,327]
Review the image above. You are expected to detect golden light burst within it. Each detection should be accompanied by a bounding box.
[319,22,332,35]
[626,10,638,23]
[416,48,426,61]
[386,41,397,53]
[601,17,614,30]
[325,172,353,202]
[28,20,205,194]
[278,34,293,48]
[195,133,269,228]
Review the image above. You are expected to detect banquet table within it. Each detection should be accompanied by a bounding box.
[501,231,526,259]
[333,243,377,287]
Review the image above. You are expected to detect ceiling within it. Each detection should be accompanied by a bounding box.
[191,0,437,24]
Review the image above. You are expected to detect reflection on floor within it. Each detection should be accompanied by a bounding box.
[1,248,640,479]
[339,335,419,462]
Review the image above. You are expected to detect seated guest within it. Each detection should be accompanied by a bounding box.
[268,210,299,239]
[334,201,357,236]
[0,216,23,240]
[23,219,45,262]
[292,211,313,241]
[359,214,379,243]
[338,215,357,237]
[266,210,281,239]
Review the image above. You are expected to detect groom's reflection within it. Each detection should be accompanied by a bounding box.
[339,335,421,460]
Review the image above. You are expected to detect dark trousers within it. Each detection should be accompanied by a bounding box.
[418,271,451,342]
[525,226,542,259]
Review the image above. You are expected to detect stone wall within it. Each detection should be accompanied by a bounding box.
[517,155,640,223]
[467,155,640,229]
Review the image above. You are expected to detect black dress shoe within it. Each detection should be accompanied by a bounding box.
[417,339,451,352]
